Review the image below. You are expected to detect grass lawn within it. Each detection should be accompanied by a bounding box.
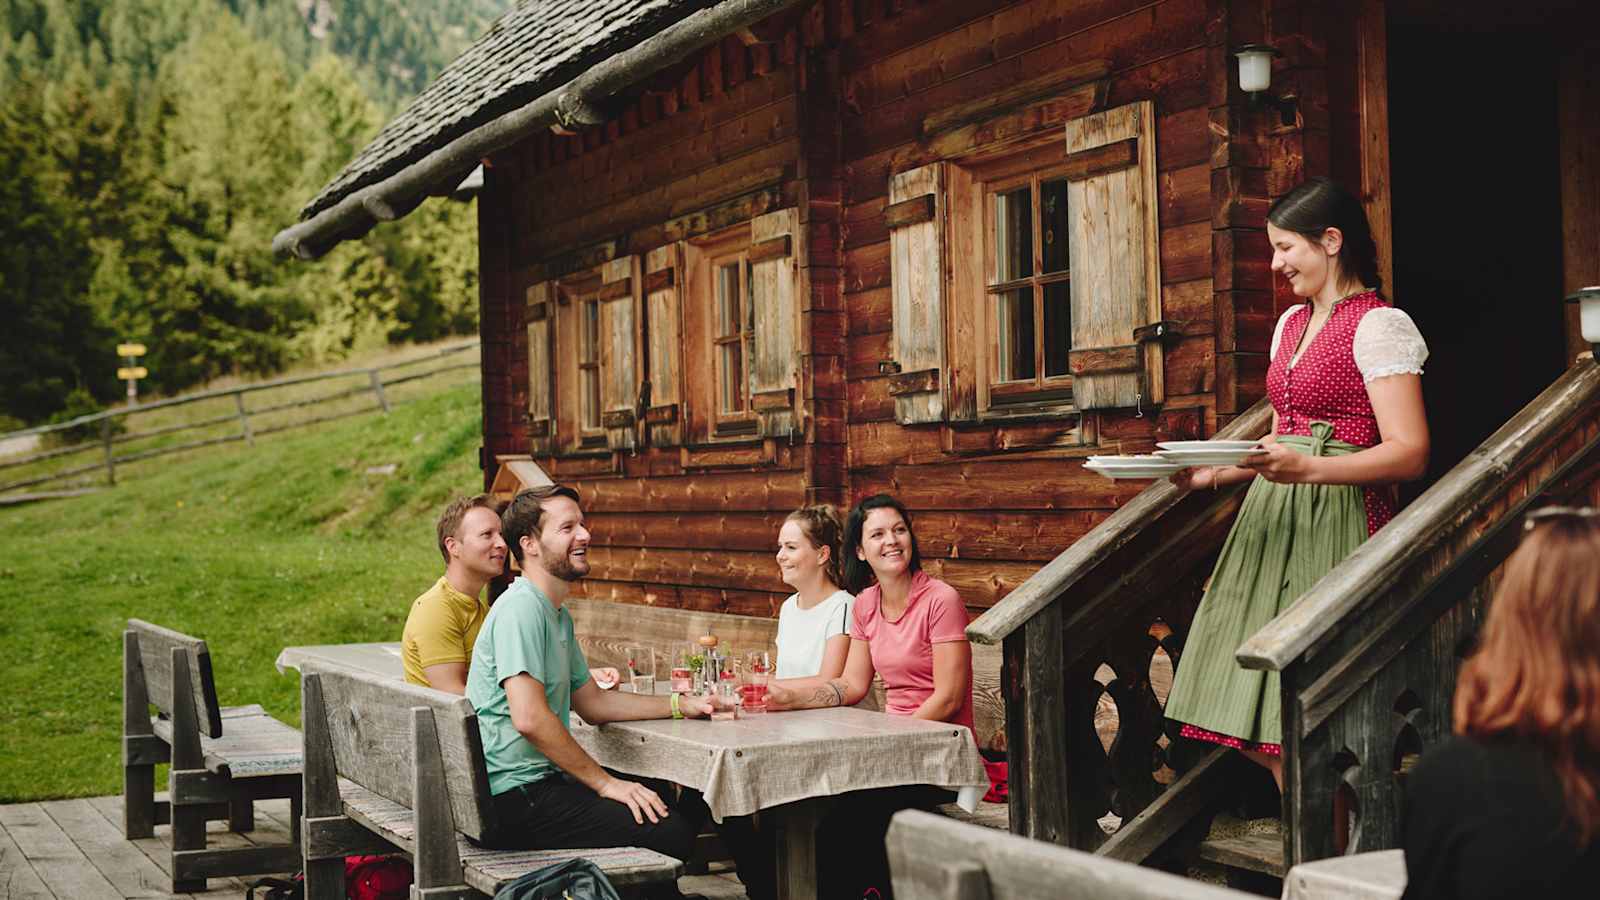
[0,379,484,802]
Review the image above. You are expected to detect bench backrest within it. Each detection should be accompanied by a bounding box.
[127,618,223,738]
[567,598,1007,751]
[887,809,1253,899]
[304,665,497,839]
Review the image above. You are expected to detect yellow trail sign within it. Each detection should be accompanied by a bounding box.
[117,343,147,357]
[117,367,149,380]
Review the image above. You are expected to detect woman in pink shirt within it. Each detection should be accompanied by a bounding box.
[767,493,975,898]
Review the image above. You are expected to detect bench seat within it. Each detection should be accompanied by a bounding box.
[338,782,682,893]
[938,800,1009,830]
[152,704,302,777]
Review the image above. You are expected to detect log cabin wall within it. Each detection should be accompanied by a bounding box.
[473,0,1334,621]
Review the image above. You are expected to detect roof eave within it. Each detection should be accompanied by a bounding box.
[273,0,807,261]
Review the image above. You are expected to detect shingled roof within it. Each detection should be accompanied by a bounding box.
[300,0,723,220]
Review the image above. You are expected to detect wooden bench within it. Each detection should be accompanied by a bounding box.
[298,665,683,899]
[121,619,303,891]
[569,598,1011,830]
[887,809,1256,899]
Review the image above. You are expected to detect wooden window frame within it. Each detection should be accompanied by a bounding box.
[709,251,756,434]
[684,223,760,442]
[955,135,1078,419]
[555,273,611,453]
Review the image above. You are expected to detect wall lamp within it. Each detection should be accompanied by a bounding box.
[1567,286,1600,360]
[1234,44,1299,127]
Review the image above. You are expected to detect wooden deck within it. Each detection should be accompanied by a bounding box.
[0,795,749,899]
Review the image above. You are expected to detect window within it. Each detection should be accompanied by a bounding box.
[986,172,1072,402]
[711,255,752,424]
[577,296,602,437]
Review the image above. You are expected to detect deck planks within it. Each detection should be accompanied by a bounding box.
[37,799,173,899]
[0,803,123,900]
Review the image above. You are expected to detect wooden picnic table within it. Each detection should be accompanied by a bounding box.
[1282,849,1407,900]
[279,644,988,900]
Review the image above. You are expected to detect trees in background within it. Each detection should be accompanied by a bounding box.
[0,0,498,424]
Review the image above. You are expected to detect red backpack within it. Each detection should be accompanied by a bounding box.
[345,855,412,900]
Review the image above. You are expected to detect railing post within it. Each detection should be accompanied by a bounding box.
[1005,604,1070,846]
[368,370,390,414]
[234,392,255,447]
[101,417,116,486]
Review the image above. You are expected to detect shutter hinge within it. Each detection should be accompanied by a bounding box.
[878,360,903,375]
[1133,320,1186,347]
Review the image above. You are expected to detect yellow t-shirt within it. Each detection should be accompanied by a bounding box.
[401,576,489,688]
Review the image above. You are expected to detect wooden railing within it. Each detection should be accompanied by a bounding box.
[968,356,1600,874]
[0,341,480,499]
[968,400,1274,849]
[1238,357,1600,865]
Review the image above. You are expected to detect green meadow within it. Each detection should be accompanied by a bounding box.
[0,380,483,801]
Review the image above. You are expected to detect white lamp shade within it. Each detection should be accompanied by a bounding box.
[1236,46,1274,93]
[1577,287,1600,344]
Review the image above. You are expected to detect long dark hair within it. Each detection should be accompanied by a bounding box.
[1267,177,1382,294]
[842,494,921,594]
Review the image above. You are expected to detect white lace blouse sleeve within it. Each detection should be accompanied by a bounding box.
[1268,306,1300,361]
[1353,307,1428,383]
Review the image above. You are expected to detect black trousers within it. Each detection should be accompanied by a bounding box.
[816,785,955,900]
[482,773,706,863]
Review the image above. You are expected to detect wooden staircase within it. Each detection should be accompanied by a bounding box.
[967,357,1600,882]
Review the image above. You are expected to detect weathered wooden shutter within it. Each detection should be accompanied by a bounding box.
[748,208,801,439]
[596,257,637,451]
[643,244,683,447]
[1063,99,1165,410]
[885,163,947,424]
[525,280,555,455]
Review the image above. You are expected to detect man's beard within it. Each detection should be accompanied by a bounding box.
[540,545,589,582]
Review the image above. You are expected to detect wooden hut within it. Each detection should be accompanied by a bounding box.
[277,0,1600,882]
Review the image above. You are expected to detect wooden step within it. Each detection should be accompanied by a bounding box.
[1197,832,1285,877]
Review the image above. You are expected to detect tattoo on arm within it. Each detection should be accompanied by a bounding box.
[804,679,846,708]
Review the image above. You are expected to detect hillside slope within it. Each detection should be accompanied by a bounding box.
[0,379,482,801]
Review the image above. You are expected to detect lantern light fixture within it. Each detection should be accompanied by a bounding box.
[1567,287,1600,360]
[1234,44,1298,126]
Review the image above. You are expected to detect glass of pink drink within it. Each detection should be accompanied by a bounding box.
[669,643,695,694]
[742,650,772,714]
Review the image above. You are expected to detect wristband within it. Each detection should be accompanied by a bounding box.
[670,692,684,719]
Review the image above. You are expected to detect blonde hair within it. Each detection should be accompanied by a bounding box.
[785,505,844,589]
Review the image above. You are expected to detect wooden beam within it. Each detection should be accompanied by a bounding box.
[921,60,1112,137]
[596,277,632,302]
[887,367,939,397]
[1357,0,1394,299]
[883,194,936,229]
[1095,748,1235,863]
[748,234,793,264]
[1062,138,1139,182]
[1068,345,1140,376]
[643,268,675,293]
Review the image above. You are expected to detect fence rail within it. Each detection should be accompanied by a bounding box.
[0,341,480,496]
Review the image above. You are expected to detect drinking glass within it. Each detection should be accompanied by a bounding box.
[711,655,741,720]
[741,649,772,714]
[625,646,655,695]
[669,643,696,694]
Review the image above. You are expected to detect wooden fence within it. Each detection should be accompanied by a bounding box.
[0,341,480,498]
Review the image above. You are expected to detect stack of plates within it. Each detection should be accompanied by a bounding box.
[1154,440,1267,467]
[1085,455,1182,480]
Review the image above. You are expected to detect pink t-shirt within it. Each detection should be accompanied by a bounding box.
[850,570,975,734]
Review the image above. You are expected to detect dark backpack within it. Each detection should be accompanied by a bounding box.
[245,875,303,900]
[491,857,622,900]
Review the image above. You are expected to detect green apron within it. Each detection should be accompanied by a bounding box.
[1163,422,1369,746]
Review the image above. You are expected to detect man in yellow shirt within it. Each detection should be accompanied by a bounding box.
[401,495,507,691]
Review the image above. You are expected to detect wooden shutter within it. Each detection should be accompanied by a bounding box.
[885,163,948,424]
[596,257,638,451]
[748,208,801,439]
[643,244,684,447]
[1063,100,1165,410]
[525,281,554,455]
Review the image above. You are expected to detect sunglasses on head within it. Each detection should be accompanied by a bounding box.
[1523,505,1600,532]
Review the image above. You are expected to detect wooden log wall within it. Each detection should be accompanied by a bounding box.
[474,0,1325,621]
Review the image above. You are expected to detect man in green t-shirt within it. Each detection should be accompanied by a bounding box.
[466,484,718,871]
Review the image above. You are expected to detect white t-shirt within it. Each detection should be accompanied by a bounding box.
[774,589,854,679]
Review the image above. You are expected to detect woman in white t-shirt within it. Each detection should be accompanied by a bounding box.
[773,505,854,681]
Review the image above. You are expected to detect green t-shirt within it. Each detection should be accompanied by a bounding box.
[466,577,591,795]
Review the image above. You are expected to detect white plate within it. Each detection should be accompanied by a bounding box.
[1086,466,1180,480]
[1086,454,1172,466]
[1156,440,1264,452]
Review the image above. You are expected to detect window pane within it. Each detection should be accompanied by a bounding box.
[994,187,1033,282]
[582,370,600,429]
[996,288,1036,383]
[716,262,741,337]
[582,301,599,363]
[720,343,744,413]
[1044,281,1072,377]
[1042,178,1069,274]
